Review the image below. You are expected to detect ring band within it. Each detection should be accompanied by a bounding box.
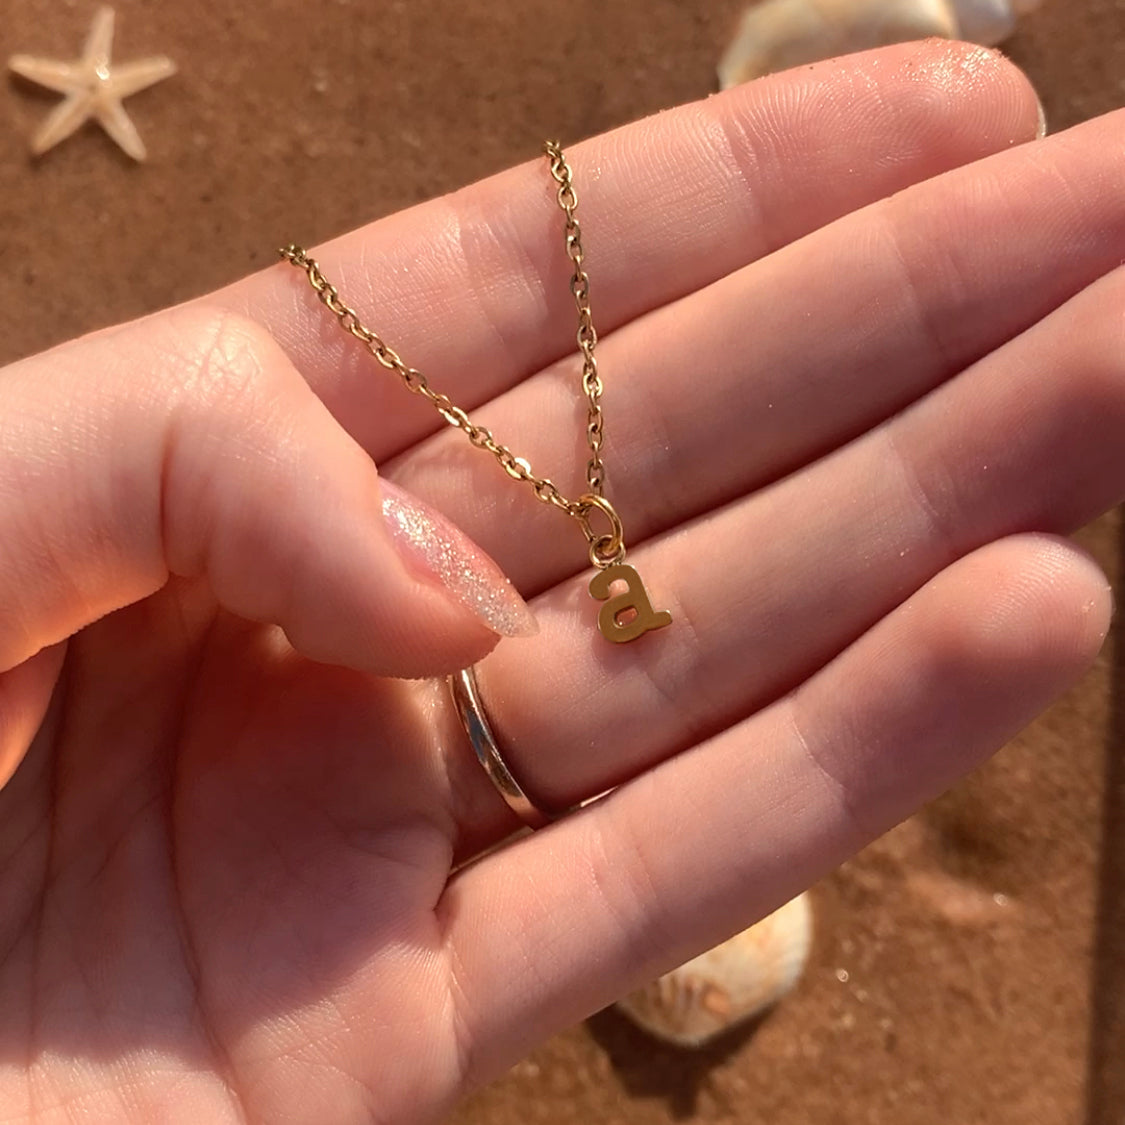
[448,666,556,829]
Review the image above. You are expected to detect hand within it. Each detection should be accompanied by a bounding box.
[0,40,1121,1124]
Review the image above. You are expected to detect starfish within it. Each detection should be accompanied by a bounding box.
[8,7,175,161]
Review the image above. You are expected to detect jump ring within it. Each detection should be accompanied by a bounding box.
[574,492,625,556]
[589,533,626,569]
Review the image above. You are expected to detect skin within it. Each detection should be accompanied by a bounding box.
[0,38,1121,1124]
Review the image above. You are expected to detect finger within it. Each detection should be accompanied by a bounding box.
[0,644,66,790]
[441,535,1112,1087]
[445,260,1125,855]
[390,106,1125,592]
[213,41,1041,459]
[0,308,535,687]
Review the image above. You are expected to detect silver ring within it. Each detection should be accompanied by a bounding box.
[447,666,556,830]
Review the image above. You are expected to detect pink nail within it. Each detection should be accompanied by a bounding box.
[380,480,538,639]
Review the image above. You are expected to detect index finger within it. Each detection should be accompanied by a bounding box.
[208,40,1042,461]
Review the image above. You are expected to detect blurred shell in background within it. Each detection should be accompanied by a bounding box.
[615,892,813,1047]
[718,0,1045,87]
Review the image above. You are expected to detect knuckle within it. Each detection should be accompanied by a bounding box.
[1064,271,1125,410]
[154,305,286,412]
[579,815,674,972]
[149,307,296,576]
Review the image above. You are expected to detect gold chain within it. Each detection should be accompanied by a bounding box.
[280,140,624,568]
[543,139,605,500]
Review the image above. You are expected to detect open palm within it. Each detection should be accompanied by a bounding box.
[1,41,1124,1125]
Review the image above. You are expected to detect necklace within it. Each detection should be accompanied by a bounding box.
[280,141,672,645]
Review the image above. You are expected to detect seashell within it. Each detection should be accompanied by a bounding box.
[717,0,1044,88]
[951,0,1043,47]
[615,892,813,1047]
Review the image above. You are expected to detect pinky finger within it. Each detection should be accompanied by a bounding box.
[440,533,1112,1088]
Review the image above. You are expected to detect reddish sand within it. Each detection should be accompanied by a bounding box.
[2,2,1122,1122]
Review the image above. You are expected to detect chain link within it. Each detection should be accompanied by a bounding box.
[279,140,622,563]
[543,139,606,499]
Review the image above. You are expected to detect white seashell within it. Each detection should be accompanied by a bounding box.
[615,892,813,1047]
[951,0,1042,46]
[718,0,1043,88]
[718,0,956,88]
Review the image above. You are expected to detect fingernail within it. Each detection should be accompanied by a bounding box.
[380,481,538,639]
[1035,94,1048,139]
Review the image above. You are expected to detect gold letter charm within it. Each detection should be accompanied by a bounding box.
[588,563,673,644]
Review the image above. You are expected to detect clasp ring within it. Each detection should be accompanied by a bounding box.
[574,493,626,568]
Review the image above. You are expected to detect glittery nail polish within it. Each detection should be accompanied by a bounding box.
[381,481,538,639]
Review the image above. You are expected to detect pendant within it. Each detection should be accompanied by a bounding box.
[588,563,673,644]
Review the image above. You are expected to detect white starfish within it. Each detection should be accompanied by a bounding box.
[8,7,176,161]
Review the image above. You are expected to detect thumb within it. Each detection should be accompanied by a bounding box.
[0,306,535,681]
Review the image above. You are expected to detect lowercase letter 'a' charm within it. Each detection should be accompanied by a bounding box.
[283,144,676,645]
[589,564,672,644]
